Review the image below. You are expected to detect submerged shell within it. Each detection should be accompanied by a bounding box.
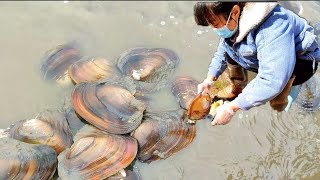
[40,42,83,84]
[117,47,179,93]
[187,93,211,120]
[8,109,73,154]
[72,78,145,134]
[171,76,199,110]
[0,137,57,180]
[58,125,138,179]
[69,57,115,84]
[131,109,196,163]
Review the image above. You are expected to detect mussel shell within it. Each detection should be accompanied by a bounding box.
[72,77,145,134]
[58,125,138,179]
[131,109,196,163]
[187,93,211,120]
[68,57,115,84]
[8,109,73,154]
[40,42,83,83]
[171,76,199,110]
[0,137,57,180]
[117,47,179,93]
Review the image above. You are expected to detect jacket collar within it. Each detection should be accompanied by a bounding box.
[236,2,278,43]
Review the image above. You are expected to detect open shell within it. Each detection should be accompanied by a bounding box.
[40,42,83,84]
[117,47,179,93]
[58,125,138,179]
[8,109,73,154]
[171,76,199,110]
[131,109,196,163]
[187,93,211,120]
[68,57,115,84]
[0,137,57,180]
[72,78,145,134]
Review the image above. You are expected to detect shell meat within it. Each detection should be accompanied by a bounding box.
[131,109,196,163]
[107,168,141,180]
[171,76,199,110]
[117,47,179,93]
[58,125,138,179]
[72,78,145,134]
[0,137,57,180]
[187,93,211,120]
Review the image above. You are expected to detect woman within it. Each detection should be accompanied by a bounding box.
[194,2,320,126]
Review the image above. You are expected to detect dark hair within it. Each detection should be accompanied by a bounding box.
[194,2,246,26]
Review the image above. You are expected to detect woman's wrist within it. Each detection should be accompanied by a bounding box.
[229,101,240,112]
[206,74,217,81]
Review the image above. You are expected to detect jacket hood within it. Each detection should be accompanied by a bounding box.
[236,2,278,43]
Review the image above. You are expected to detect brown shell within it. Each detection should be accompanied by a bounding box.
[8,109,73,154]
[40,42,83,83]
[68,57,115,84]
[0,137,57,180]
[187,93,211,120]
[58,125,138,179]
[131,109,196,163]
[171,76,199,109]
[117,47,179,93]
[71,78,145,134]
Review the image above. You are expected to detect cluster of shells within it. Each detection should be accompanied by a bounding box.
[0,41,218,180]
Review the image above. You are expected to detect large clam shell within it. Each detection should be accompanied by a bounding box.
[40,42,83,84]
[72,77,145,134]
[68,57,115,84]
[8,109,73,154]
[131,109,196,163]
[171,76,199,110]
[58,125,138,179]
[187,93,211,120]
[0,137,57,180]
[117,47,179,93]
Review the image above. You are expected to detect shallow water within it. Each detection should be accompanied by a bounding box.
[0,1,320,179]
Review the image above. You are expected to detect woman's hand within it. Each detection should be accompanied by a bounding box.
[197,79,214,94]
[211,101,240,126]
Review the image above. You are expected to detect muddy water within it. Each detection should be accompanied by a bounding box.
[0,1,320,179]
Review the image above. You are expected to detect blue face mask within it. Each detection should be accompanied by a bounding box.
[214,10,238,39]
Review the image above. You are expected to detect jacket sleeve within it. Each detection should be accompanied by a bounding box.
[208,38,227,78]
[233,11,296,110]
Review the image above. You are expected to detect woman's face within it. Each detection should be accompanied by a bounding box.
[207,5,240,31]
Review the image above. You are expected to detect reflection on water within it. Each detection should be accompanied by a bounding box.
[0,1,320,179]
